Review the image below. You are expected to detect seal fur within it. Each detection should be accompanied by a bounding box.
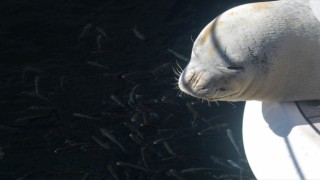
[178,0,320,102]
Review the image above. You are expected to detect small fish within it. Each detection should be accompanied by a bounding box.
[22,66,43,81]
[91,136,110,150]
[15,114,50,123]
[197,123,228,136]
[167,49,189,62]
[206,111,236,122]
[129,133,164,157]
[131,112,141,122]
[210,155,232,169]
[128,84,140,106]
[227,159,243,170]
[121,71,150,79]
[166,169,186,180]
[54,142,86,154]
[140,147,149,168]
[149,112,160,120]
[190,34,195,42]
[142,112,148,125]
[60,76,66,92]
[107,165,120,180]
[81,173,90,180]
[54,140,87,154]
[28,106,56,111]
[100,128,127,153]
[218,175,242,179]
[96,34,103,51]
[0,146,4,160]
[0,124,23,132]
[153,136,174,145]
[151,63,171,74]
[96,27,109,39]
[186,103,199,120]
[79,23,92,40]
[227,101,237,108]
[180,167,222,174]
[129,133,144,146]
[160,96,177,105]
[34,76,40,94]
[73,113,101,121]
[163,141,177,157]
[227,129,241,156]
[110,95,126,107]
[186,103,211,126]
[87,61,109,71]
[133,26,146,40]
[116,162,160,173]
[16,171,36,180]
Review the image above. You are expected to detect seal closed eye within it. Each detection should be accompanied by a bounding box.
[179,0,320,102]
[226,66,244,71]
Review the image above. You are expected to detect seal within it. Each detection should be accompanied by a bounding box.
[178,0,320,102]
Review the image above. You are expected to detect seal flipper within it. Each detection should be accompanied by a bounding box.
[310,0,320,21]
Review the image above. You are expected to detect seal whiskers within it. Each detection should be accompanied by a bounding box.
[178,0,320,102]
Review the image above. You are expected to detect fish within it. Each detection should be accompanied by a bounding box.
[91,136,110,150]
[140,147,149,168]
[133,26,146,40]
[34,76,40,94]
[87,61,110,71]
[116,162,160,173]
[107,165,120,180]
[227,129,241,156]
[110,95,126,107]
[79,23,92,40]
[163,141,177,157]
[96,34,103,51]
[180,167,223,174]
[73,113,101,121]
[96,27,109,39]
[100,128,127,153]
[128,84,140,106]
[227,160,243,170]
[167,49,189,62]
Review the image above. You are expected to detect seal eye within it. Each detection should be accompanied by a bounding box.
[227,66,244,70]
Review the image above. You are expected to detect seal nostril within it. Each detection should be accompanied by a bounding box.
[192,72,204,89]
[188,74,195,84]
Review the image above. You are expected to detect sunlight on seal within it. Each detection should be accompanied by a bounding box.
[178,0,320,102]
[178,0,320,179]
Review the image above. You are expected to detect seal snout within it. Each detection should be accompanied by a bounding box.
[178,69,194,95]
[178,68,209,98]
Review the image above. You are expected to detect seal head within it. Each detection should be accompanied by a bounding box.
[179,0,320,102]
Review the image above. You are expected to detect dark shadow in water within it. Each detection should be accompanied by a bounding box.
[261,101,320,136]
[261,101,320,180]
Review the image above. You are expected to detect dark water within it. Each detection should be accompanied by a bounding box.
[0,0,267,179]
